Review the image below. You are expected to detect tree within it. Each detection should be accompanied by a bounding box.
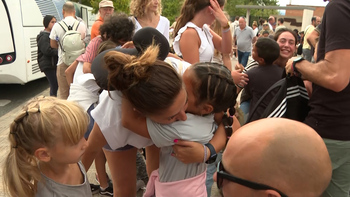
[89,0,130,14]
[162,0,183,24]
[225,0,279,21]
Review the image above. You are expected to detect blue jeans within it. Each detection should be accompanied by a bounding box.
[206,152,222,197]
[237,50,250,67]
[240,100,250,124]
[44,69,58,97]
[302,48,312,62]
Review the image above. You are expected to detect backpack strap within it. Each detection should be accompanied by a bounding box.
[72,20,81,31]
[57,21,68,52]
[58,21,69,32]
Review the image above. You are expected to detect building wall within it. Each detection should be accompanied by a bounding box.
[285,5,325,18]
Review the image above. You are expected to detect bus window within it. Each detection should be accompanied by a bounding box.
[0,1,15,65]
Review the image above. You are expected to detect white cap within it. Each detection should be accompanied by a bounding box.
[99,0,114,8]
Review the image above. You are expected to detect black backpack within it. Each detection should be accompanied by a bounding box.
[246,73,310,123]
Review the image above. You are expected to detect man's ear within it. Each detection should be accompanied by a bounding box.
[264,190,282,197]
[200,103,214,115]
[34,147,51,162]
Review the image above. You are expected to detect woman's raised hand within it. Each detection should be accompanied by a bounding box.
[208,0,229,27]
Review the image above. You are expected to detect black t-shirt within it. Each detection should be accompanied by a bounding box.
[245,64,283,121]
[305,0,350,140]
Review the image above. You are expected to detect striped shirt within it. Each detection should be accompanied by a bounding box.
[76,36,103,63]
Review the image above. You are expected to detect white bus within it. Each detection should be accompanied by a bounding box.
[0,0,96,84]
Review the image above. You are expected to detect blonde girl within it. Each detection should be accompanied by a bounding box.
[130,0,170,41]
[3,97,91,197]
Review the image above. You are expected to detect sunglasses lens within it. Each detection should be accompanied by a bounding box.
[217,161,224,189]
[217,173,223,189]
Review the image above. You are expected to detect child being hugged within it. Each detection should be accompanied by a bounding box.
[3,96,92,197]
[119,60,238,196]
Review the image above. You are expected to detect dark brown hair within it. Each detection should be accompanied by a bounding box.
[189,62,237,136]
[173,0,210,38]
[104,45,183,115]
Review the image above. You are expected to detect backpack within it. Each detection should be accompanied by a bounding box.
[58,20,85,65]
[246,72,310,124]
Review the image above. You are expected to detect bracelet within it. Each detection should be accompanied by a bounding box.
[236,84,244,89]
[203,144,208,163]
[222,27,230,33]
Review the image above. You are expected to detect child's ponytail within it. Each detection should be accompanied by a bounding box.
[4,114,42,197]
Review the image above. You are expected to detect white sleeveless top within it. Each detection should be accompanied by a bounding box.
[173,22,214,62]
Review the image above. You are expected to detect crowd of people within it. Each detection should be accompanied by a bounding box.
[3,0,350,197]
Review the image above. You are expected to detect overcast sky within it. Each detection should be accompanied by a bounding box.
[278,0,329,6]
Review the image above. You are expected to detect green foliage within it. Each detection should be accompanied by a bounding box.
[89,0,130,14]
[75,0,279,25]
[225,0,279,21]
[162,0,183,24]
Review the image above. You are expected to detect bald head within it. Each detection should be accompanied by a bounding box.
[63,1,75,17]
[222,118,332,197]
[238,17,246,30]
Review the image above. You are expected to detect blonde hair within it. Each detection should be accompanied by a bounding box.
[3,96,88,197]
[130,0,162,18]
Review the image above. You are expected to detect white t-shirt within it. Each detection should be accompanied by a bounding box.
[90,57,191,150]
[133,16,170,41]
[173,22,214,62]
[147,113,216,182]
[67,62,100,111]
[49,16,87,65]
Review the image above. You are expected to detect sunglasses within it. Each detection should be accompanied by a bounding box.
[216,161,288,197]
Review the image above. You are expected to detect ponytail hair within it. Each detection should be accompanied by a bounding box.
[173,0,210,38]
[3,97,88,197]
[104,45,183,115]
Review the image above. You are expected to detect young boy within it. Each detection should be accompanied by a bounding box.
[241,37,282,122]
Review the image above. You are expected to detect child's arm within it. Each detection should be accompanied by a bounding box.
[172,123,227,164]
[121,98,151,139]
[65,60,78,85]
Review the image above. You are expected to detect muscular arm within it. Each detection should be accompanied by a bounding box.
[287,49,350,92]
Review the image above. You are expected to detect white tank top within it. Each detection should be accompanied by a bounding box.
[173,22,214,62]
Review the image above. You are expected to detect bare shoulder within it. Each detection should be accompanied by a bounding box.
[180,27,200,43]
